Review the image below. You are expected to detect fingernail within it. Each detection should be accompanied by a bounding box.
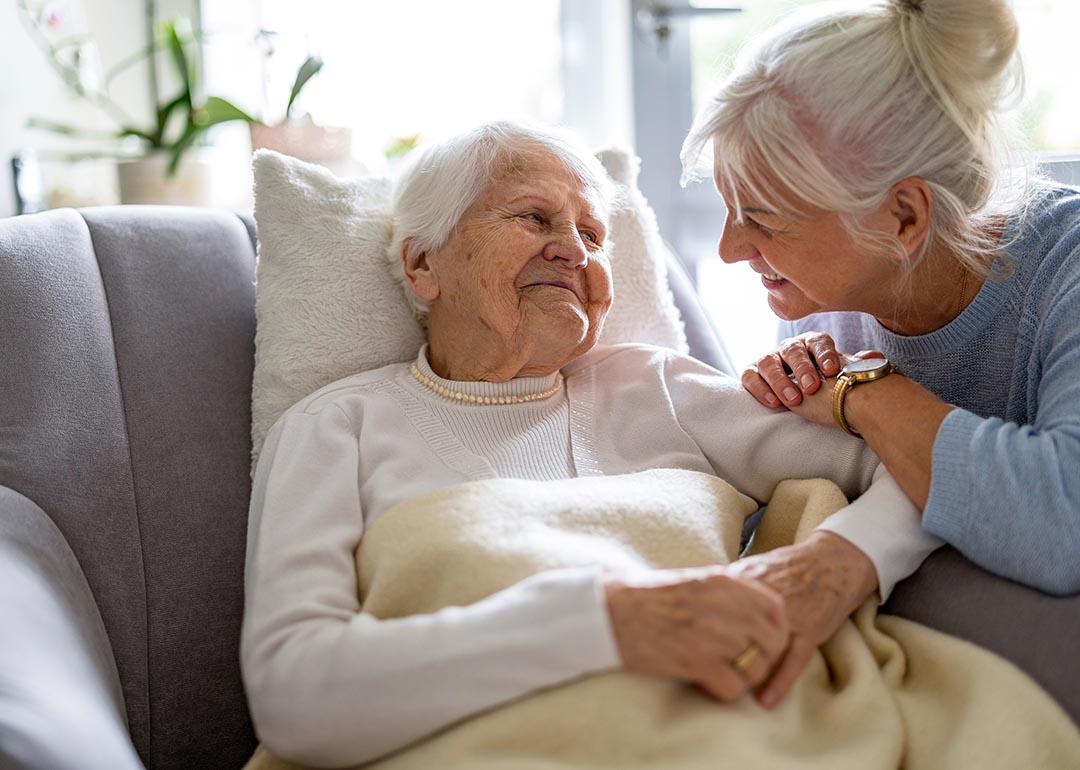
[822,358,837,372]
[764,393,779,406]
[761,690,777,708]
[782,387,798,401]
[799,374,815,389]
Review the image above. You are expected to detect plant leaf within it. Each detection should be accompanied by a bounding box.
[285,55,323,119]
[105,40,163,87]
[51,33,95,52]
[104,29,206,88]
[195,96,255,127]
[162,19,193,109]
[384,133,422,160]
[118,127,158,144]
[155,92,189,145]
[27,117,119,139]
[167,123,202,177]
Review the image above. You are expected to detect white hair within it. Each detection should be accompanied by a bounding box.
[388,120,614,320]
[681,0,1040,281]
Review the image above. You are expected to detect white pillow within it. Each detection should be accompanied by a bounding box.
[596,149,687,352]
[250,148,688,467]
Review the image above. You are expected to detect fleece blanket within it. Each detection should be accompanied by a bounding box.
[247,469,1080,769]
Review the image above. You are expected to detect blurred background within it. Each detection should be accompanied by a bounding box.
[3,0,1078,366]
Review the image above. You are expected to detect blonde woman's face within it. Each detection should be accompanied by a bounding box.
[714,173,897,321]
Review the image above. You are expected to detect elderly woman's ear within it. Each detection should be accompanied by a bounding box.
[886,177,934,260]
[402,238,440,302]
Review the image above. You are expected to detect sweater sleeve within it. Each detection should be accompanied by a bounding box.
[661,352,940,599]
[241,402,619,767]
[923,289,1080,595]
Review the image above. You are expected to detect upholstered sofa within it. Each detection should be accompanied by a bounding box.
[0,206,1076,769]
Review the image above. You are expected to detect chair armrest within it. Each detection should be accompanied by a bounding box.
[0,485,145,770]
[884,545,1080,725]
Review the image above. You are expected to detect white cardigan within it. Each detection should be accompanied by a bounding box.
[242,343,940,766]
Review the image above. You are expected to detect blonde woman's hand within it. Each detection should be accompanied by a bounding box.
[603,568,790,701]
[742,332,884,409]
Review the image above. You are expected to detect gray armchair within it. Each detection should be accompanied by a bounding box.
[1,206,1076,769]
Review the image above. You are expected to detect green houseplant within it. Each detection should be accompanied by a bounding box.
[246,53,356,172]
[18,1,260,203]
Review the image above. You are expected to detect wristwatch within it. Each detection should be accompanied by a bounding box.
[831,358,899,437]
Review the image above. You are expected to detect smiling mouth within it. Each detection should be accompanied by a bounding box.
[755,268,787,288]
[527,281,580,298]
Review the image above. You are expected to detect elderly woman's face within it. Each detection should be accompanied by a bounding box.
[418,149,613,379]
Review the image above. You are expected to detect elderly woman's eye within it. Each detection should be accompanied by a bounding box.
[580,229,600,244]
[522,212,546,225]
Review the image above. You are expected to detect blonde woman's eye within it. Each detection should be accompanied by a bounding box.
[747,218,773,235]
[580,230,599,244]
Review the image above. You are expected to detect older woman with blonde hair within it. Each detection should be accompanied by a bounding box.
[240,121,936,768]
[682,0,1080,596]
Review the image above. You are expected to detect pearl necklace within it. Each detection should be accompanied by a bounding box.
[410,362,564,405]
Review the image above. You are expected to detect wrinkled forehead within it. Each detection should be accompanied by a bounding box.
[489,146,612,222]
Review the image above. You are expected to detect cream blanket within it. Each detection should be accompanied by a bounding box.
[248,469,1080,769]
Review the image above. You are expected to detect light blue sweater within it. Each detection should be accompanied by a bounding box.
[781,183,1080,595]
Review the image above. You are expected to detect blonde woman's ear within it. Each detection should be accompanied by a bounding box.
[890,177,934,257]
[402,238,440,302]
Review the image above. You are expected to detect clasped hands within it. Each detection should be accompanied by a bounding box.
[604,530,877,708]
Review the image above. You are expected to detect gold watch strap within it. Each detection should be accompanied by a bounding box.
[831,374,861,438]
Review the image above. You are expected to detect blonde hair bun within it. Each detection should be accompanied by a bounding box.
[888,0,1021,134]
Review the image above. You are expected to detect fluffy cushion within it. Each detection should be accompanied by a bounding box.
[595,149,687,352]
[251,148,687,466]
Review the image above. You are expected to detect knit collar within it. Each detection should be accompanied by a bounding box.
[863,203,1035,358]
[412,344,562,403]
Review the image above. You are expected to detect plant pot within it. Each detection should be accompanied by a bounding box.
[116,149,215,206]
[250,120,358,175]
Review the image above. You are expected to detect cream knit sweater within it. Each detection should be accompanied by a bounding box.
[242,343,940,763]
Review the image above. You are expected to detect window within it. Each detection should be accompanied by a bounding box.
[203,0,565,175]
[1013,0,1080,154]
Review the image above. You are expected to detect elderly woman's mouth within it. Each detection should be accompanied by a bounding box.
[526,280,581,298]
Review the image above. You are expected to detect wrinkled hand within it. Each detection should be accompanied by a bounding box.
[726,531,878,708]
[742,332,884,412]
[604,568,790,701]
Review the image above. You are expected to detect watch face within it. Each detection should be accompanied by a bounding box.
[843,358,890,375]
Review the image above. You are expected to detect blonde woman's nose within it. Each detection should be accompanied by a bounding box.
[718,218,756,265]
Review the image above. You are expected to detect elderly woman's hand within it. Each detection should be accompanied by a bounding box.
[604,568,790,701]
[726,531,878,708]
[743,333,884,410]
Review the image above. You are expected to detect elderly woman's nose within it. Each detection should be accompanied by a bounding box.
[542,229,589,268]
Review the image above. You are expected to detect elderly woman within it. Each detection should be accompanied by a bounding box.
[242,122,935,768]
[682,0,1080,595]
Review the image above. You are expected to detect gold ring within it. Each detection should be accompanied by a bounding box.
[733,643,760,673]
